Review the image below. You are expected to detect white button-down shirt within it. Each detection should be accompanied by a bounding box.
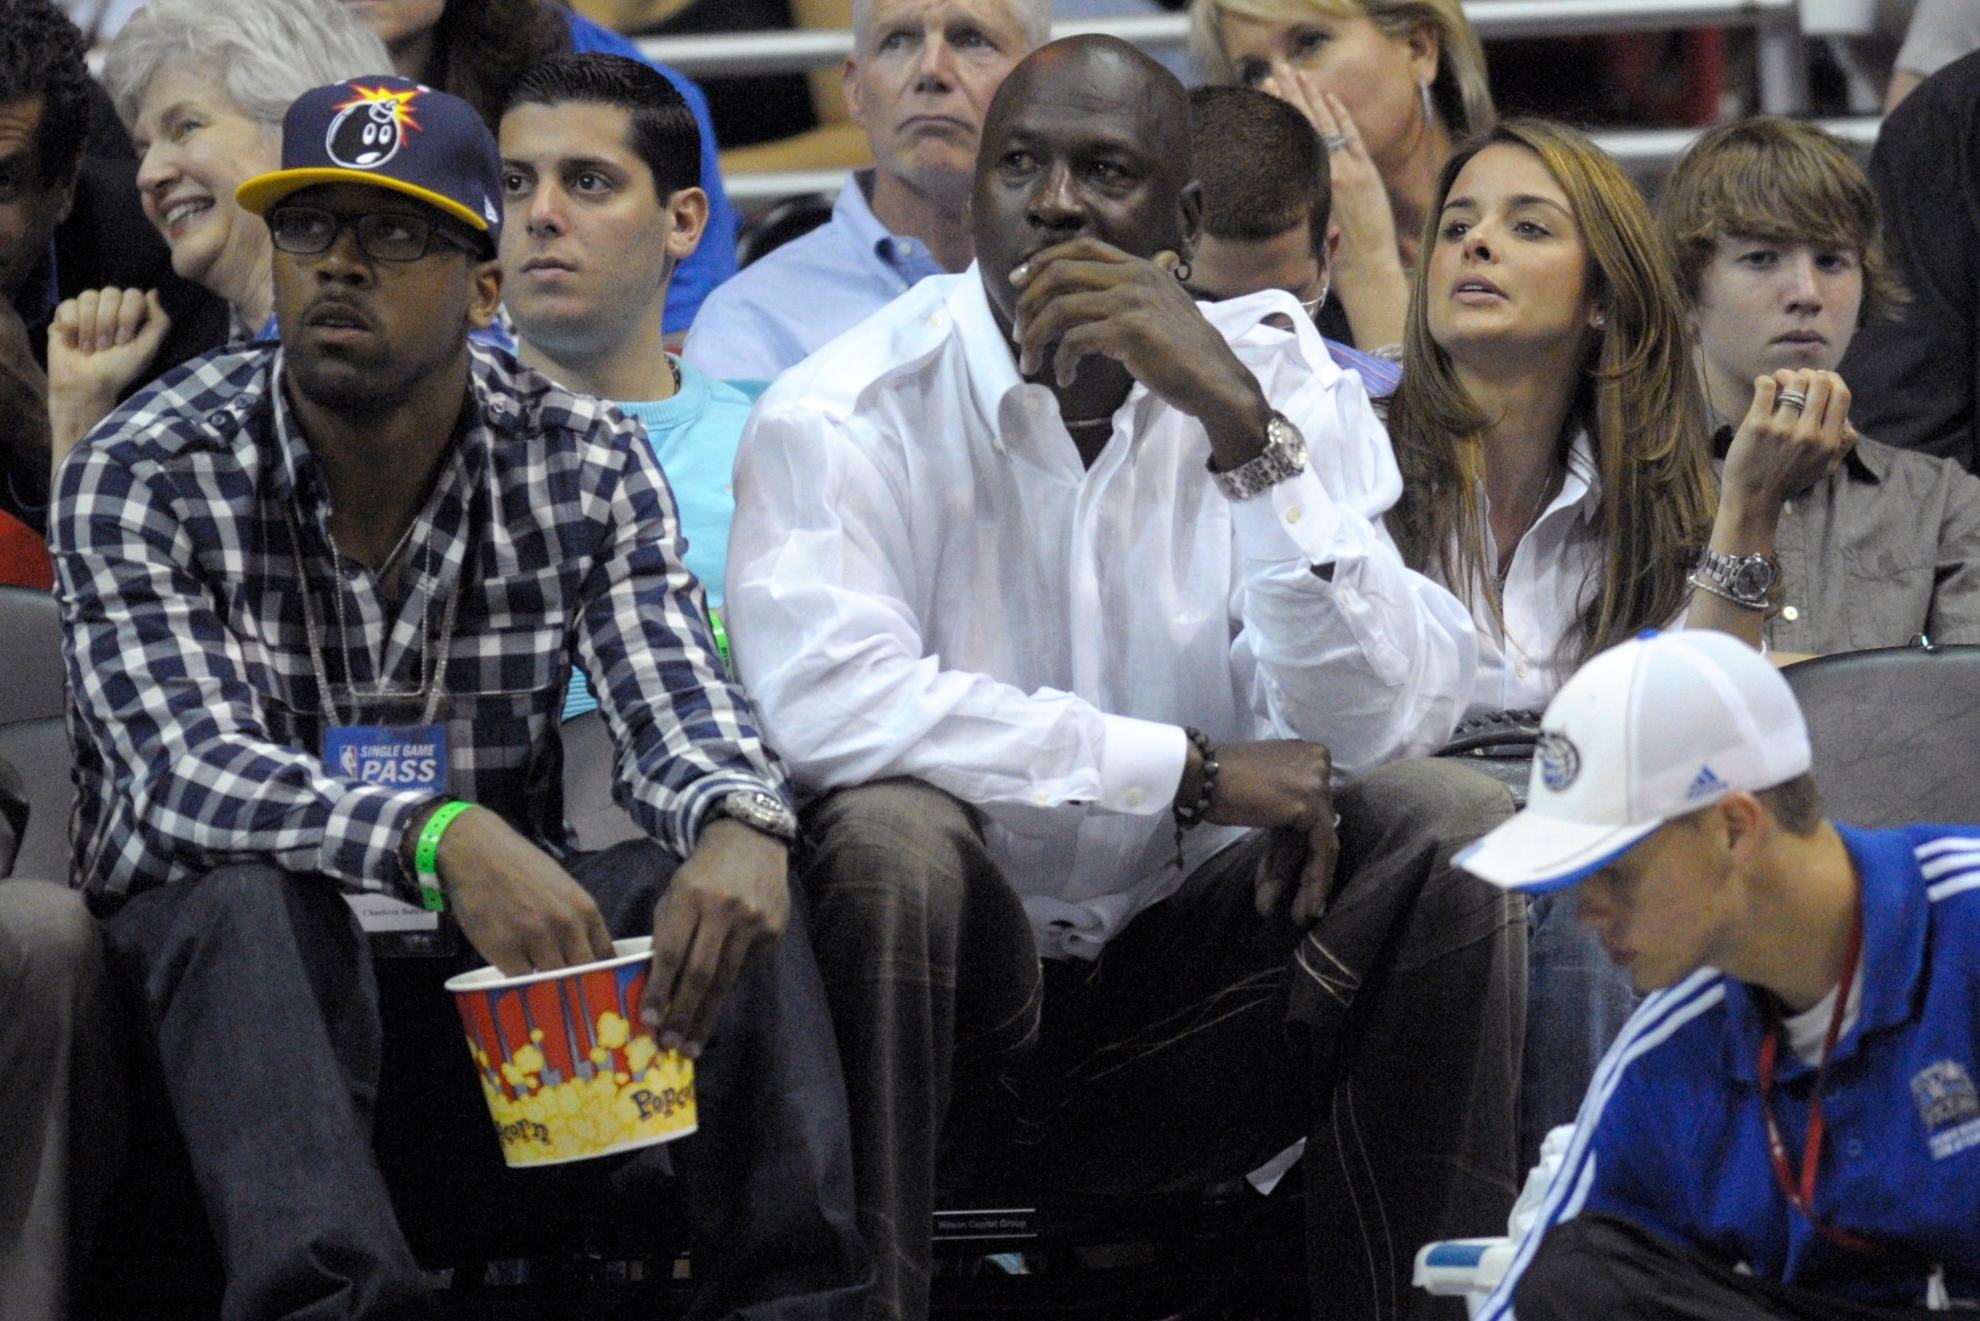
[727,269,1475,958]
[1448,431,1606,718]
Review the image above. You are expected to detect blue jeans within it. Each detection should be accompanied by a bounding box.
[99,841,870,1321]
[1519,890,1639,1170]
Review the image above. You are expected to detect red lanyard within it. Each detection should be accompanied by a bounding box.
[1756,900,1880,1257]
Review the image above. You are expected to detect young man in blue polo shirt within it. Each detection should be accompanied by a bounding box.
[498,54,754,717]
[1457,629,1980,1318]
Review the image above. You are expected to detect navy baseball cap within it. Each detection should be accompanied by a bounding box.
[237,77,502,252]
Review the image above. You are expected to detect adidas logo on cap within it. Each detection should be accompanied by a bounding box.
[1687,765,1728,801]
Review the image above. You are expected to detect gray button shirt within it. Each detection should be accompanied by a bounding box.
[1714,425,1980,654]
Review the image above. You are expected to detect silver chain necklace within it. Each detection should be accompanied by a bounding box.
[372,515,421,585]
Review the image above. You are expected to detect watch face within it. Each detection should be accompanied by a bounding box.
[724,790,797,841]
[1267,414,1306,462]
[1730,557,1777,599]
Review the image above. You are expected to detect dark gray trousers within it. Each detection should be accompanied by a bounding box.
[99,841,869,1321]
[800,758,1525,1321]
[1517,1215,1939,1319]
[0,881,124,1321]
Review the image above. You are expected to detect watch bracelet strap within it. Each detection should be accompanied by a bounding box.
[411,800,475,911]
[1695,546,1783,600]
[1209,413,1304,502]
[1687,569,1776,615]
[710,788,800,842]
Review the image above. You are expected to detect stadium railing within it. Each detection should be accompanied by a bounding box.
[637,0,1882,204]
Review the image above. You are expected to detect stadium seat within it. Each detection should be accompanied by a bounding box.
[0,585,70,881]
[735,192,834,269]
[1781,643,1980,827]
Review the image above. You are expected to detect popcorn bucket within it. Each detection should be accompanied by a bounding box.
[445,938,697,1168]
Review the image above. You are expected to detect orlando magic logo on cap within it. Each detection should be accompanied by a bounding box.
[1453,631,1815,894]
[1536,731,1580,793]
[236,76,503,253]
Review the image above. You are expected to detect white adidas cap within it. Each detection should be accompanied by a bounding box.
[1455,629,1812,893]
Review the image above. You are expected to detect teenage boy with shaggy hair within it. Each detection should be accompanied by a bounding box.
[1660,116,1980,657]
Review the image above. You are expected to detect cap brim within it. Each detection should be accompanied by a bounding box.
[1453,810,1664,893]
[236,169,488,233]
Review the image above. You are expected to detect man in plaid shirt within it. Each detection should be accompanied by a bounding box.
[51,79,867,1319]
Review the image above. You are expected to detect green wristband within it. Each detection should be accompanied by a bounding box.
[412,800,474,912]
[709,608,733,675]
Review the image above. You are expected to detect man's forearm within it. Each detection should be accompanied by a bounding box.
[1197,375,1277,473]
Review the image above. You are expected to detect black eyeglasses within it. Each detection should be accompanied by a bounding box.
[266,206,482,262]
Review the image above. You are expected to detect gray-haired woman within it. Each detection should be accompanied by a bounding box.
[46,0,388,463]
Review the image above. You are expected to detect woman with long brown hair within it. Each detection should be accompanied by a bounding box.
[1389,118,1850,1157]
[1388,119,1715,693]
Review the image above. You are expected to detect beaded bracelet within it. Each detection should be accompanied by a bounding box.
[1172,726,1219,870]
[411,800,474,912]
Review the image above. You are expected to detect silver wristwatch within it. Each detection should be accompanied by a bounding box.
[1689,548,1781,611]
[710,788,800,843]
[1209,412,1307,502]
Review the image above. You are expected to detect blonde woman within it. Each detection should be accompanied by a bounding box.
[1190,0,1493,353]
[44,0,388,468]
[1386,119,1849,1157]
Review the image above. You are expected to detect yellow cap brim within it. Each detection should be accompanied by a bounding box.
[236,168,489,233]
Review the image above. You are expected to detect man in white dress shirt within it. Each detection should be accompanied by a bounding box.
[726,37,1522,1321]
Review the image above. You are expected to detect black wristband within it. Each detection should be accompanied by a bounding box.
[1173,726,1219,830]
[397,794,452,891]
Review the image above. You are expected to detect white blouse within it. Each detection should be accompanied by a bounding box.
[1439,431,1606,719]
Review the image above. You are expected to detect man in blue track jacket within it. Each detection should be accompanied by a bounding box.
[1455,629,1979,1319]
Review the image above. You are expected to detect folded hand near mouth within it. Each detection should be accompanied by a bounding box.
[47,286,172,469]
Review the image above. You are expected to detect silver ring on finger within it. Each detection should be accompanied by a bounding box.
[1321,132,1349,153]
[1775,388,1809,413]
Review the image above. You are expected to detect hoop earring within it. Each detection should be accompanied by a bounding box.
[1419,77,1434,129]
[1173,260,1192,283]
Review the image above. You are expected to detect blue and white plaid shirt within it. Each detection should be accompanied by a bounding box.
[52,342,787,907]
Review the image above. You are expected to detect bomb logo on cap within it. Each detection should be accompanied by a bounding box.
[325,84,423,170]
[1536,731,1581,792]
